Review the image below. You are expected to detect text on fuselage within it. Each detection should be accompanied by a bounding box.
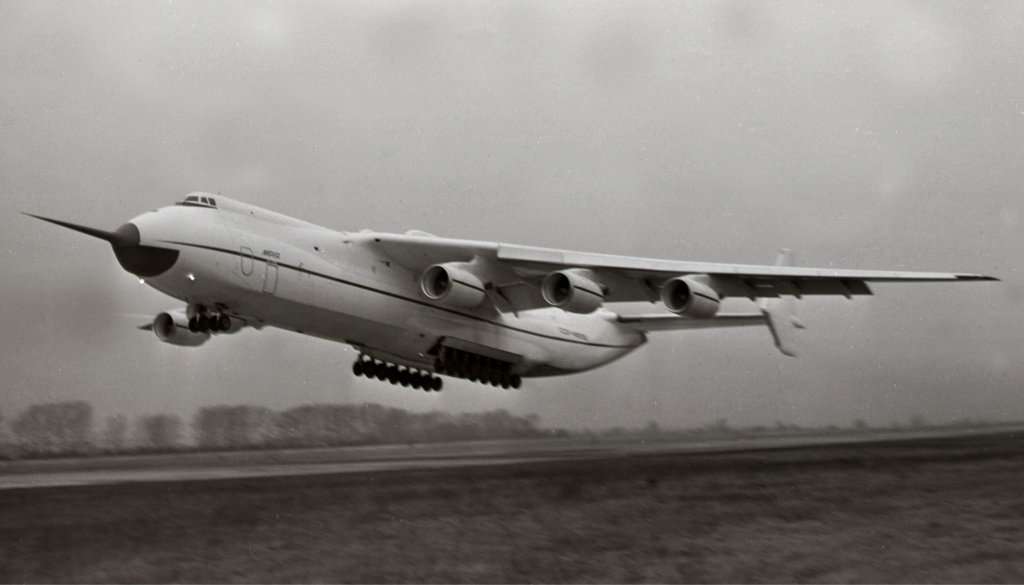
[559,327,589,341]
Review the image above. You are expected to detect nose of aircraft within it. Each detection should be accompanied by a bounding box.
[23,214,179,277]
[110,222,179,277]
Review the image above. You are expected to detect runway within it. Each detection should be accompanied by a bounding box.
[1,425,1020,490]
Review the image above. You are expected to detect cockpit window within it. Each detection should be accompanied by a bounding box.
[177,195,218,208]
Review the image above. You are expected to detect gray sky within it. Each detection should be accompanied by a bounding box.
[1,1,1021,430]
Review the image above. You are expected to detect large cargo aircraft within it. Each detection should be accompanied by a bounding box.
[26,193,996,391]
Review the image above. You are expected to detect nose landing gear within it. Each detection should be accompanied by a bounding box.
[187,310,231,333]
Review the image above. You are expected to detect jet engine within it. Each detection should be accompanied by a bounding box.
[152,310,210,346]
[421,263,487,308]
[660,275,721,319]
[541,269,604,314]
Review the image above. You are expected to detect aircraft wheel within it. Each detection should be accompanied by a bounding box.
[375,363,387,381]
[399,369,411,387]
[386,366,399,384]
[352,361,364,377]
[431,377,443,391]
[218,315,231,330]
[510,374,521,389]
[410,374,422,390]
[197,315,210,333]
[188,317,198,333]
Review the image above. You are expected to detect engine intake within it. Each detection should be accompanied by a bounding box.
[541,269,604,314]
[660,276,721,319]
[153,311,210,346]
[421,263,487,308]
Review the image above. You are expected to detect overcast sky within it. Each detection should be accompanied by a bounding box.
[1,1,1022,431]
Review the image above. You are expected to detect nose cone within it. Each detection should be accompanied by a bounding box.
[111,222,179,277]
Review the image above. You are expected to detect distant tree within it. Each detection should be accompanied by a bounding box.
[268,404,545,449]
[102,414,129,451]
[0,411,10,458]
[10,402,93,455]
[136,414,183,450]
[193,405,276,449]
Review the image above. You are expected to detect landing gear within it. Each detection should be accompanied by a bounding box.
[351,348,520,392]
[434,347,521,390]
[352,354,443,392]
[187,309,231,334]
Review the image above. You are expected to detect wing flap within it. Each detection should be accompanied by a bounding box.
[617,313,766,332]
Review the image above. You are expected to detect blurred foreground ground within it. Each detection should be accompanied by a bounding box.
[1,430,1023,582]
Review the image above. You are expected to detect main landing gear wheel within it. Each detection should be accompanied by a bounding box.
[351,355,443,392]
[433,347,522,390]
[188,312,231,334]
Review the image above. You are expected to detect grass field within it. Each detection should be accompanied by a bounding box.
[2,432,1023,583]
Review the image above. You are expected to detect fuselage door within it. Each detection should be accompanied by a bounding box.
[240,247,254,276]
[263,260,279,295]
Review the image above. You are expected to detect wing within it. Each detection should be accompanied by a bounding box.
[369,231,996,310]
[495,243,996,300]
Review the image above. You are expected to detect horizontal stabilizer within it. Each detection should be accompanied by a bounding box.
[759,296,805,357]
[758,248,806,356]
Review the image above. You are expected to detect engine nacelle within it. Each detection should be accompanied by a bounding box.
[421,263,487,308]
[541,269,605,314]
[660,276,721,319]
[152,311,210,347]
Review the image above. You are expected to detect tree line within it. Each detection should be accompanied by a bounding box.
[0,401,550,459]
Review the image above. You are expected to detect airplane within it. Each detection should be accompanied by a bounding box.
[25,192,997,392]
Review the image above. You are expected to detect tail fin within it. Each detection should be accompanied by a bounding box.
[759,249,806,357]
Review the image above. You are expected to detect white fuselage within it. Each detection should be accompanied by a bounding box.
[131,197,646,377]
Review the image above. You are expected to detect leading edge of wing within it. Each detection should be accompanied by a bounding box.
[497,243,998,282]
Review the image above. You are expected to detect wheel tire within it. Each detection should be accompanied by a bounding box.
[218,315,231,330]
[352,361,364,377]
[510,374,521,389]
[197,315,210,333]
[432,377,443,392]
[188,317,198,333]
[375,363,387,381]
